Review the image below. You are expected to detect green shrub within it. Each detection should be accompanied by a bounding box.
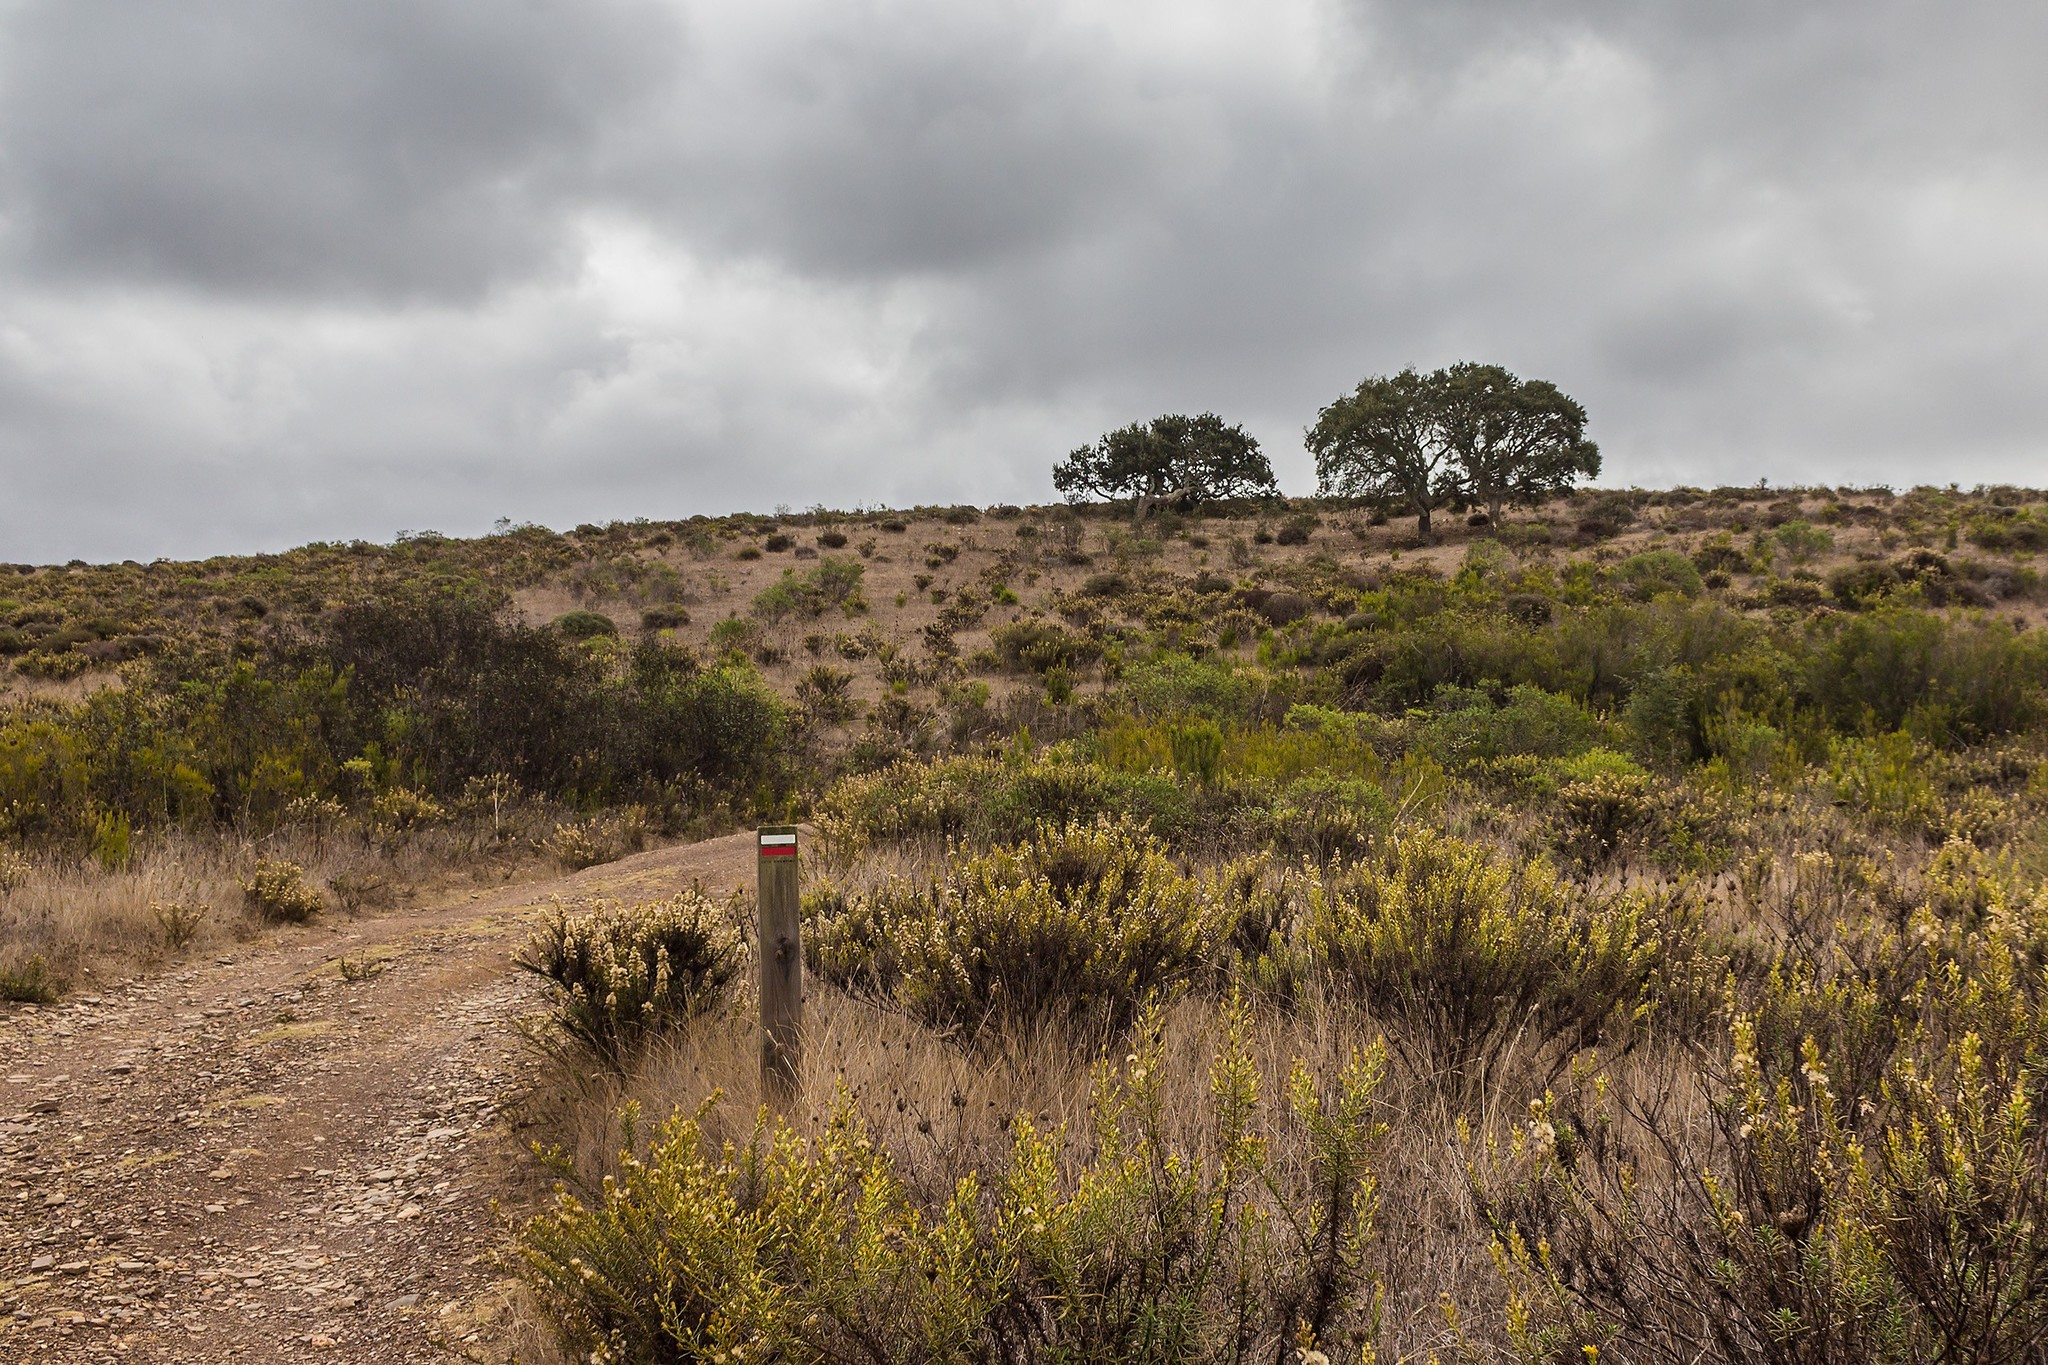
[1829,559,1901,608]
[1255,774,1393,865]
[1489,916,2048,1364]
[554,610,618,640]
[752,558,867,620]
[1118,654,1259,720]
[518,891,745,1063]
[795,664,858,725]
[367,787,448,842]
[1419,684,1604,767]
[989,620,1101,675]
[806,817,1259,1041]
[707,617,761,656]
[1828,731,1943,835]
[1305,829,1667,1089]
[519,1009,1390,1365]
[639,605,691,630]
[817,751,1190,858]
[1774,519,1835,563]
[240,857,323,923]
[1615,549,1703,599]
[1167,719,1225,784]
[1080,571,1129,597]
[1552,766,1659,868]
[90,809,132,872]
[1803,610,2044,744]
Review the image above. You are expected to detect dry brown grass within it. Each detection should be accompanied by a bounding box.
[0,822,559,994]
[536,969,1706,1358]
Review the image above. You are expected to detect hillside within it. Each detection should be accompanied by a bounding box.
[7,482,2048,1361]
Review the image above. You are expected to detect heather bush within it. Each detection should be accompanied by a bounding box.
[239,856,323,923]
[1305,829,1672,1089]
[542,807,651,870]
[805,817,1265,1041]
[518,890,745,1064]
[816,751,1190,858]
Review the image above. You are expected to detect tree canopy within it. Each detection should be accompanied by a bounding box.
[1436,363,1600,524]
[1306,369,1451,536]
[1054,413,1277,517]
[1309,365,1598,535]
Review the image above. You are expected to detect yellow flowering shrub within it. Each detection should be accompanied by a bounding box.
[1305,829,1673,1090]
[519,890,745,1064]
[519,1001,1391,1364]
[806,816,1265,1042]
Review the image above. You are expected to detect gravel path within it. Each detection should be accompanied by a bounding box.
[0,832,758,1363]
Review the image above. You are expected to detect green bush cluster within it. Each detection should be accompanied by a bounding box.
[807,820,1687,1087]
[0,594,792,852]
[751,558,868,621]
[816,750,1191,858]
[518,891,745,1064]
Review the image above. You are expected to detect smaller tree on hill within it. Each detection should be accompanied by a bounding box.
[1054,413,1277,519]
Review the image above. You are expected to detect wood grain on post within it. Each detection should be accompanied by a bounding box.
[757,825,802,1106]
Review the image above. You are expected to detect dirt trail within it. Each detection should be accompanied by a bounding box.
[0,833,759,1364]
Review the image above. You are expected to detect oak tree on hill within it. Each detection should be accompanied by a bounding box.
[1306,368,1452,536]
[1436,362,1601,525]
[1054,413,1277,519]
[1309,364,1598,536]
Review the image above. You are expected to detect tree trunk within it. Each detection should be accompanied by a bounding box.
[1416,503,1433,539]
[1133,485,1194,522]
[1488,494,1504,526]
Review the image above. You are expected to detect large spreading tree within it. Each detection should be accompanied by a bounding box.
[1053,413,1277,518]
[1306,368,1453,537]
[1436,362,1600,525]
[1309,364,1597,536]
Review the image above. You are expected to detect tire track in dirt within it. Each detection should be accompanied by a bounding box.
[0,833,757,1363]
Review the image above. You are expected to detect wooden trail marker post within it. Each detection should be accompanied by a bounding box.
[757,825,802,1106]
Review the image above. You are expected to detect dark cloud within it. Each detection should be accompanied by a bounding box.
[0,0,2043,563]
[0,0,681,300]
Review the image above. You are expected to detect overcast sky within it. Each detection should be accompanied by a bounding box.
[0,0,2043,562]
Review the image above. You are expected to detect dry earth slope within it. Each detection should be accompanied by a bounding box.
[0,832,759,1364]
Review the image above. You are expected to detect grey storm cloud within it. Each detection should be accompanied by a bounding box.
[0,0,2043,562]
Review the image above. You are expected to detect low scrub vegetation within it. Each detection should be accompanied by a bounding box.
[238,856,323,923]
[521,1002,1390,1365]
[519,890,747,1065]
[8,488,2048,1359]
[805,817,1269,1041]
